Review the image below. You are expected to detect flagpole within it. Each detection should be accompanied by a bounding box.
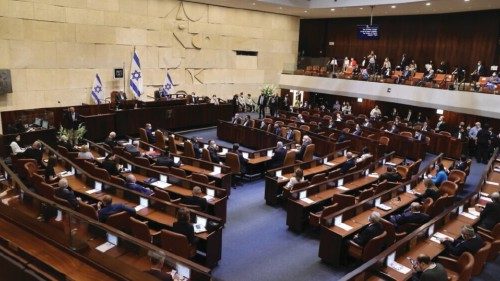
[122,61,125,96]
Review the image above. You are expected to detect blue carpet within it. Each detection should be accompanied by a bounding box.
[176,127,499,280]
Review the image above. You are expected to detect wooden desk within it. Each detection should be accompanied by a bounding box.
[0,128,57,157]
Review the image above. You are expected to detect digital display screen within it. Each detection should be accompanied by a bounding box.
[357,25,380,39]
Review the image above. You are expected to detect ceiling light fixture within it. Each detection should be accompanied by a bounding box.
[252,2,256,5]
[464,0,470,2]
[304,10,308,13]
[331,8,335,11]
[279,7,282,9]
[426,2,431,6]
[391,5,396,9]
[359,7,364,10]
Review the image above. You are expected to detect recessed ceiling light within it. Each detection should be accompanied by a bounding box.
[359,7,364,10]
[304,10,308,13]
[426,2,431,6]
[252,2,256,5]
[391,5,396,9]
[278,7,282,9]
[464,0,470,2]
[330,8,335,11]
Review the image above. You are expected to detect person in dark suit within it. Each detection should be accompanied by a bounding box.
[63,107,81,130]
[208,140,221,164]
[124,141,141,157]
[145,252,173,281]
[435,116,447,132]
[125,174,154,196]
[285,128,294,140]
[295,135,312,161]
[97,195,136,222]
[269,141,286,169]
[55,178,80,209]
[476,125,492,164]
[390,202,430,227]
[414,130,424,142]
[231,113,242,124]
[104,132,118,148]
[418,178,441,201]
[269,95,278,117]
[340,152,356,174]
[257,93,268,119]
[230,143,248,174]
[273,123,281,135]
[190,137,201,159]
[100,154,121,176]
[114,91,127,102]
[21,141,44,167]
[478,192,500,231]
[454,155,468,172]
[441,225,484,256]
[44,156,60,183]
[379,166,403,182]
[386,124,399,134]
[154,88,168,100]
[156,151,179,168]
[471,60,487,84]
[57,135,76,152]
[326,118,336,129]
[242,115,252,127]
[145,123,156,143]
[352,212,384,246]
[180,186,207,212]
[411,254,448,281]
[172,208,195,244]
[353,124,363,136]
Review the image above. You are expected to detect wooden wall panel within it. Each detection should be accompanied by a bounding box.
[299,10,500,72]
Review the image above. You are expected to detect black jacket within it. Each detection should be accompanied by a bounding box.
[479,201,500,230]
[55,187,79,209]
[340,158,356,174]
[208,147,220,163]
[180,196,208,212]
[443,235,484,256]
[101,159,120,176]
[172,221,195,244]
[379,171,402,182]
[104,137,118,148]
[124,144,141,157]
[353,222,384,246]
[21,147,44,166]
[270,147,286,169]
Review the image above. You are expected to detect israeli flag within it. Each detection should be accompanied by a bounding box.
[90,73,103,104]
[129,49,143,97]
[162,72,175,96]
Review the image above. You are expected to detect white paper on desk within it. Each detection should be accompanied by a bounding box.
[460,212,478,220]
[134,205,146,212]
[267,150,273,157]
[434,232,454,242]
[385,162,396,166]
[301,198,315,204]
[96,242,116,253]
[337,186,348,191]
[368,173,379,178]
[480,196,493,203]
[336,222,353,231]
[276,170,282,178]
[242,152,249,159]
[480,192,489,197]
[151,181,171,189]
[213,166,221,174]
[494,167,500,172]
[485,181,499,186]
[388,261,411,275]
[203,195,214,200]
[209,171,220,176]
[377,203,392,211]
[468,208,480,217]
[324,161,335,167]
[85,188,99,194]
[96,157,105,162]
[429,236,442,244]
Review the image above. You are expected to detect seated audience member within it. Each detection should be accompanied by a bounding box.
[238,92,246,112]
[208,140,221,164]
[333,100,341,112]
[21,141,45,167]
[295,135,312,161]
[356,147,372,163]
[145,123,156,143]
[397,66,412,84]
[145,251,173,281]
[125,174,154,196]
[390,202,430,227]
[454,155,468,172]
[230,143,248,173]
[156,151,180,168]
[370,105,382,119]
[77,145,94,161]
[285,128,294,140]
[326,118,336,129]
[269,141,286,169]
[124,140,142,157]
[418,178,441,201]
[104,131,118,148]
[340,152,356,173]
[259,120,267,130]
[379,166,403,182]
[353,124,363,136]
[284,168,305,190]
[362,118,372,128]
[10,134,26,155]
[414,130,424,141]
[420,121,429,132]
[335,112,342,122]
[172,208,195,244]
[423,68,435,83]
[190,137,202,159]
[242,115,252,127]
[101,154,121,176]
[441,225,484,256]
[297,114,305,123]
[352,212,384,246]
[430,163,448,187]
[337,132,347,143]
[98,195,136,222]
[436,61,448,74]
[435,116,446,132]
[478,192,500,231]
[342,102,352,115]
[246,94,256,112]
[411,254,448,281]
[44,156,60,183]
[210,94,219,105]
[180,186,208,212]
[55,178,79,209]
[486,72,499,91]
[386,124,399,134]
[57,135,76,152]
[231,113,242,124]
[273,123,281,135]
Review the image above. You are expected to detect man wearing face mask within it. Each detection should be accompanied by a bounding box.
[10,135,26,155]
[208,140,222,164]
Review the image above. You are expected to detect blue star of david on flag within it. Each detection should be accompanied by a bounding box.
[162,72,175,96]
[91,74,103,104]
[130,49,143,97]
[131,70,141,81]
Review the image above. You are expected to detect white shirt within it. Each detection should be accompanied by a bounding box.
[210,97,219,105]
[370,108,381,118]
[10,141,25,155]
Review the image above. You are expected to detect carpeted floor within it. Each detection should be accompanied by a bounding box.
[176,127,499,281]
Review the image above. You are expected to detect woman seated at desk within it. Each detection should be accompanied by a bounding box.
[172,208,196,245]
[284,168,305,190]
[77,145,94,161]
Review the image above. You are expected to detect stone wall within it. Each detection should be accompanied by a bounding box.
[0,0,299,127]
